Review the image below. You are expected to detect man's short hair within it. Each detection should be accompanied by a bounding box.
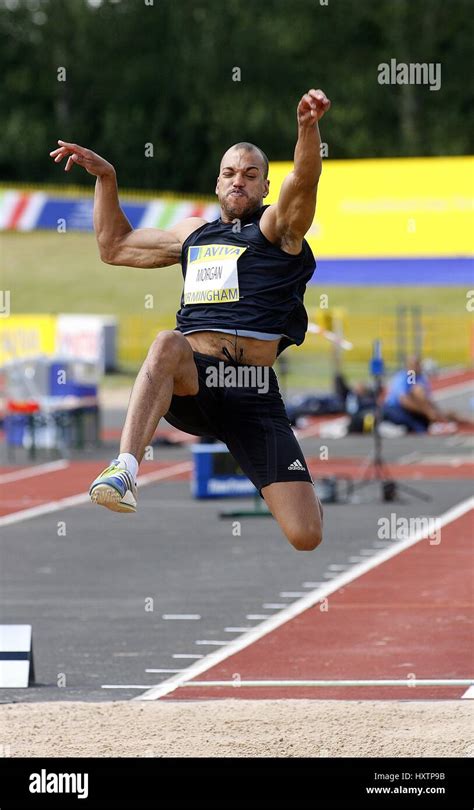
[225,142,269,179]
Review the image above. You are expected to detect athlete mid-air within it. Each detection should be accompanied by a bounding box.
[50,87,331,551]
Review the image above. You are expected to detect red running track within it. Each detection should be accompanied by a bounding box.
[430,369,473,391]
[0,457,472,519]
[162,508,474,701]
[0,460,191,517]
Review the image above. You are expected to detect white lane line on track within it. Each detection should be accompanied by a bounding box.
[224,627,253,633]
[162,615,201,620]
[416,454,472,466]
[145,669,184,674]
[246,614,271,620]
[102,685,151,689]
[262,603,288,609]
[135,496,474,701]
[461,686,474,699]
[172,654,204,659]
[0,459,69,483]
[0,461,193,528]
[397,452,421,464]
[183,678,474,689]
[195,640,229,646]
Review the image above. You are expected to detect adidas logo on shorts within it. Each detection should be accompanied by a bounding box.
[288,459,306,471]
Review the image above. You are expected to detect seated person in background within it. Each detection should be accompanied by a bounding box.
[382,356,470,433]
[334,374,378,413]
[335,373,379,432]
[285,373,377,427]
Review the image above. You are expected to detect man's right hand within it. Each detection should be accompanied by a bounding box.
[49,140,115,177]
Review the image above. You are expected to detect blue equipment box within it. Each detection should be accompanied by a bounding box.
[49,362,97,397]
[191,443,256,499]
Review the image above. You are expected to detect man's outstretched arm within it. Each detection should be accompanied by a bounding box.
[260,88,331,254]
[49,141,204,267]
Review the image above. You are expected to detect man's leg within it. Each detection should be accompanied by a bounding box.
[120,330,199,463]
[221,363,322,551]
[262,481,323,551]
[90,331,199,511]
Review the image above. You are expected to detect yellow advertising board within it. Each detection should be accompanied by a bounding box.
[0,315,56,367]
[266,156,473,257]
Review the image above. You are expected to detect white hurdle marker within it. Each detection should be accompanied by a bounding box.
[0,625,35,687]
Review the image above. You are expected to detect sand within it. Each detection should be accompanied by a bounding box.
[1,700,472,758]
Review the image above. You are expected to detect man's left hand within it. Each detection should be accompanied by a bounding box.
[297,88,331,127]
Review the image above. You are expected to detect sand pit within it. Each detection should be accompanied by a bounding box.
[1,700,472,758]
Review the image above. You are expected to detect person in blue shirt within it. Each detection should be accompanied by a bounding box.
[382,356,464,432]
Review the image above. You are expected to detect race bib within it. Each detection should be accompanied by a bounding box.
[184,244,247,305]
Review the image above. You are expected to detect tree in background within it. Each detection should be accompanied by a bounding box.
[0,0,472,192]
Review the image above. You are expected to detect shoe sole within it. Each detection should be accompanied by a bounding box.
[90,483,136,513]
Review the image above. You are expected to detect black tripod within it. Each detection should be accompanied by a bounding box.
[352,372,431,503]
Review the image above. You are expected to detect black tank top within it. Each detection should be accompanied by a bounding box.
[175,205,316,356]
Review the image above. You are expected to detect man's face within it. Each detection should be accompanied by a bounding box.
[216,148,269,222]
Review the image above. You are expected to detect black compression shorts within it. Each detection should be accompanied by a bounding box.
[164,351,314,496]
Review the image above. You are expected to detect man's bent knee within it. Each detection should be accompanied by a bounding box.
[149,330,188,364]
[288,524,323,552]
[147,331,198,395]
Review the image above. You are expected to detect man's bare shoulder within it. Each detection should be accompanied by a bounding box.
[259,204,303,255]
[168,217,208,244]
